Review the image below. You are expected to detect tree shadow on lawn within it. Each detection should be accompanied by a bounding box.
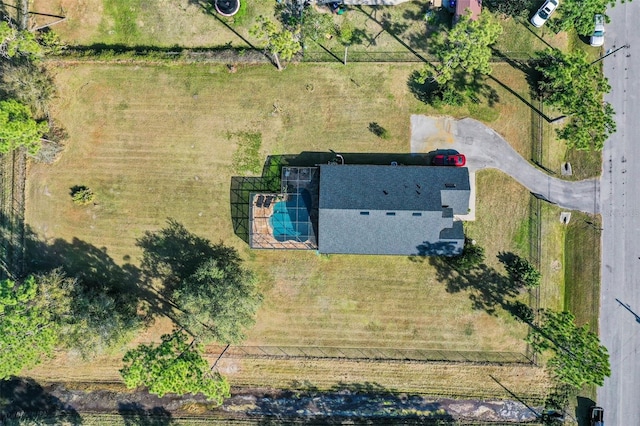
[251,381,456,425]
[407,70,500,108]
[186,0,263,52]
[136,218,243,294]
[21,222,181,334]
[429,256,527,317]
[0,377,82,425]
[353,6,428,62]
[118,402,175,426]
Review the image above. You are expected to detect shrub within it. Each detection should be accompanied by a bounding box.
[368,122,390,139]
[499,252,541,288]
[446,238,485,271]
[70,185,95,205]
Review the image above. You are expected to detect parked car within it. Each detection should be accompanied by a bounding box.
[432,153,466,167]
[530,0,559,27]
[590,14,605,47]
[590,406,604,426]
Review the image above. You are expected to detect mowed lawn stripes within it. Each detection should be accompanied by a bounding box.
[26,63,532,388]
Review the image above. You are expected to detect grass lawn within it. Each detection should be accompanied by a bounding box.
[31,0,273,47]
[24,62,544,395]
[30,0,431,51]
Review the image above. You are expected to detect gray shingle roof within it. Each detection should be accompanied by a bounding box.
[317,165,469,255]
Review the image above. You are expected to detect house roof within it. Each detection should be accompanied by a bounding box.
[455,0,482,21]
[317,165,469,256]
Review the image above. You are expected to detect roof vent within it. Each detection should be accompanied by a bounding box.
[383,190,389,195]
[445,183,456,188]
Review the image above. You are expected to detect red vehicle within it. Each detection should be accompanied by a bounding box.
[432,153,466,167]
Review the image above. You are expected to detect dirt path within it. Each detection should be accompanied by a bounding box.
[1,379,543,423]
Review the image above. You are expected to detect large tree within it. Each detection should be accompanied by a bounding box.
[484,0,535,19]
[0,276,59,379]
[417,10,502,86]
[120,330,230,404]
[250,15,301,71]
[533,48,615,151]
[300,6,334,46]
[175,256,262,344]
[552,0,621,36]
[137,220,262,344]
[0,99,48,155]
[528,309,610,388]
[0,61,56,119]
[0,21,43,60]
[499,253,541,288]
[33,265,143,357]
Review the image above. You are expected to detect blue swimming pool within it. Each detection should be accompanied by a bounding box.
[270,192,311,242]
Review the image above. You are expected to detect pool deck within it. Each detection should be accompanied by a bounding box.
[250,194,318,250]
[249,166,320,250]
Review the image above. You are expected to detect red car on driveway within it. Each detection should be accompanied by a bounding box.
[432,153,466,167]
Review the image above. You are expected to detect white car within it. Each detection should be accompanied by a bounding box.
[590,14,605,47]
[531,0,559,28]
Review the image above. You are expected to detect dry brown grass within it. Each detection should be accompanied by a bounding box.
[538,203,566,310]
[465,170,530,269]
[31,0,273,47]
[218,357,552,400]
[25,62,541,395]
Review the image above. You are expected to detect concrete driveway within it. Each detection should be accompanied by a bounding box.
[410,115,600,214]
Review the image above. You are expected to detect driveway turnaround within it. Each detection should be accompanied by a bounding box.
[410,115,600,214]
[599,2,640,425]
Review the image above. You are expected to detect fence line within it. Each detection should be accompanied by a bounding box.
[526,96,544,365]
[206,345,534,365]
[53,46,534,65]
[302,49,533,63]
[0,149,27,280]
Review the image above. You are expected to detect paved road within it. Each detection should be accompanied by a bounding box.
[410,116,600,213]
[598,3,640,425]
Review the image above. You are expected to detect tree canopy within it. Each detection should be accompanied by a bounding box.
[120,330,230,403]
[552,0,620,36]
[417,10,503,86]
[250,15,301,70]
[528,309,610,388]
[445,238,486,272]
[484,0,535,19]
[137,220,262,344]
[0,277,59,379]
[499,252,541,288]
[300,7,334,45]
[0,99,48,155]
[0,22,44,60]
[175,256,262,344]
[533,48,615,151]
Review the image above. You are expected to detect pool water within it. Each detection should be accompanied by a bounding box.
[270,193,311,242]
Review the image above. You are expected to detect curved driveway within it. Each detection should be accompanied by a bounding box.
[410,115,600,214]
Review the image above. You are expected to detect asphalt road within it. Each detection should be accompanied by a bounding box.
[598,3,640,425]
